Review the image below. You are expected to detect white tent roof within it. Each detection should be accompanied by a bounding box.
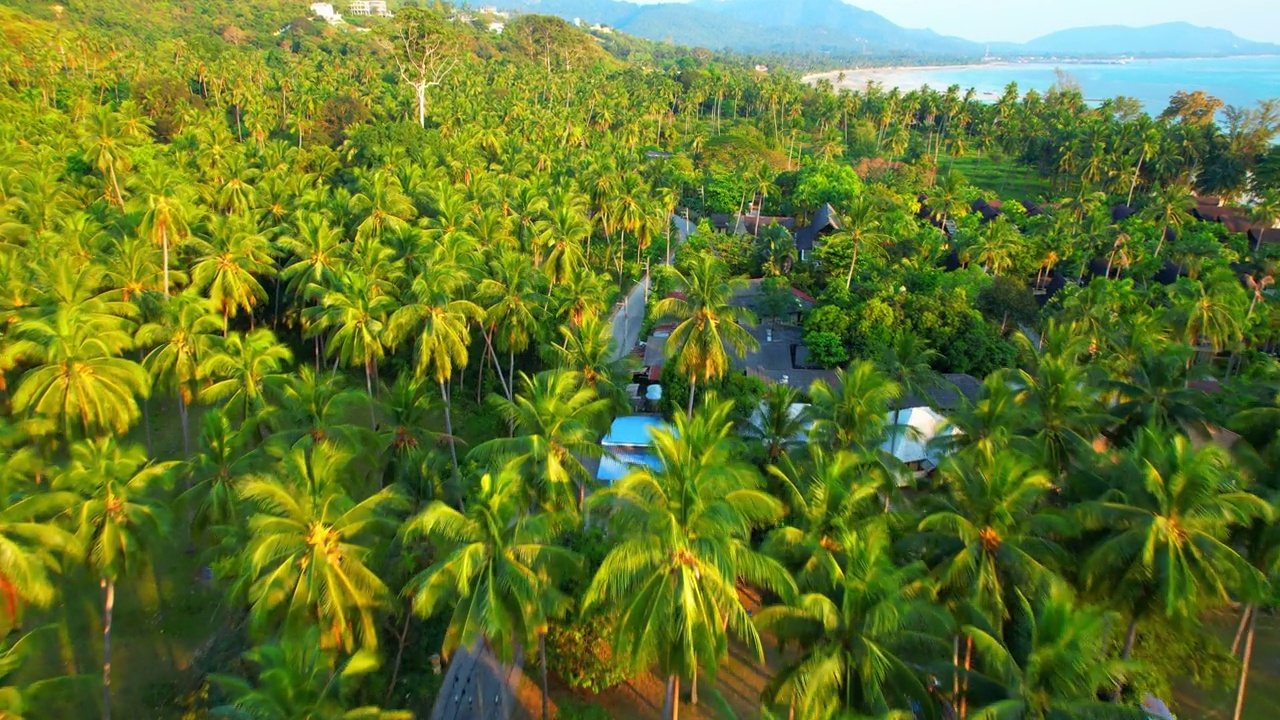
[880,406,955,466]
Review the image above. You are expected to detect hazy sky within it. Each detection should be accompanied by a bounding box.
[624,0,1278,44]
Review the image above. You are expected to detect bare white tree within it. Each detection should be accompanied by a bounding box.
[387,8,460,128]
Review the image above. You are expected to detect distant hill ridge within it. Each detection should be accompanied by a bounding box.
[490,0,1280,58]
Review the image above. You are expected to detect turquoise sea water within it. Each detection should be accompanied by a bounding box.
[873,56,1280,110]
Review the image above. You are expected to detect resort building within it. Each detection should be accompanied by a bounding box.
[310,2,343,24]
[348,0,392,17]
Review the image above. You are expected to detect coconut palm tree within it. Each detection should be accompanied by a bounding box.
[199,329,293,428]
[965,588,1140,720]
[1077,429,1270,660]
[404,466,580,689]
[189,218,275,334]
[878,332,944,454]
[305,272,396,430]
[8,308,149,440]
[808,361,901,452]
[179,411,257,542]
[831,197,888,290]
[137,292,222,456]
[210,629,411,720]
[238,438,406,653]
[655,254,758,418]
[743,384,808,464]
[756,524,951,719]
[385,266,482,500]
[472,370,608,515]
[583,400,792,718]
[0,627,88,720]
[0,449,78,630]
[56,438,177,720]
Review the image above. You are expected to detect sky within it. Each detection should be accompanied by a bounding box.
[623,0,1279,44]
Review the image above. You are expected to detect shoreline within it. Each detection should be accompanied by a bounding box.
[801,54,1280,85]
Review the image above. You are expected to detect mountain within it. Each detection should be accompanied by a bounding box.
[492,0,985,56]
[489,0,1280,59]
[1012,22,1280,57]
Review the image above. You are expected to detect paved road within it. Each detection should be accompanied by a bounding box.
[430,643,522,720]
[607,215,696,363]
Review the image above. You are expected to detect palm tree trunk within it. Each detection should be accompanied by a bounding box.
[178,394,190,459]
[663,674,681,720]
[539,632,550,720]
[952,635,961,706]
[1126,150,1145,207]
[440,380,462,508]
[845,242,858,290]
[1232,604,1255,656]
[1120,616,1139,659]
[691,665,698,705]
[686,375,697,419]
[101,577,114,720]
[960,634,973,719]
[365,358,377,432]
[384,610,412,705]
[1234,606,1258,720]
[161,230,170,296]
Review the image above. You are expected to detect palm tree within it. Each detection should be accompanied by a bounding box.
[743,384,807,464]
[965,588,1138,720]
[831,197,888,290]
[80,106,133,206]
[137,292,222,456]
[583,400,792,718]
[1142,182,1191,259]
[654,255,758,417]
[808,361,901,452]
[8,310,149,440]
[547,316,630,408]
[756,525,951,719]
[1010,323,1108,475]
[0,466,78,631]
[211,629,411,720]
[764,446,883,593]
[179,411,257,542]
[199,329,293,428]
[477,253,542,402]
[1167,273,1247,365]
[306,272,396,430]
[56,438,176,720]
[385,265,483,498]
[878,332,944,455]
[135,166,195,296]
[472,370,608,515]
[1106,343,1208,444]
[239,438,406,653]
[404,465,580,712]
[1077,429,1270,660]
[189,219,275,334]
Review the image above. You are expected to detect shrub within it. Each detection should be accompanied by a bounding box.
[545,617,630,694]
[804,330,849,369]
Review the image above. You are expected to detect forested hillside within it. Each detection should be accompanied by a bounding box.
[1,1,1280,719]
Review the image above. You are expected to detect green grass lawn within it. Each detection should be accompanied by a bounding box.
[943,155,1057,203]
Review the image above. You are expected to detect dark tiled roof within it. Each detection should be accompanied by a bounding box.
[795,203,841,251]
[1250,228,1280,247]
[1111,204,1137,223]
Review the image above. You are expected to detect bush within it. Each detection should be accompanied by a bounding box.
[545,617,631,694]
[803,331,849,369]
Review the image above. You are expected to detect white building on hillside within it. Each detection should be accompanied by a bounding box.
[310,2,344,24]
[488,21,505,34]
[349,0,392,17]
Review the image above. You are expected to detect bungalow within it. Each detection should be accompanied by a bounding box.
[597,415,671,485]
[795,203,841,261]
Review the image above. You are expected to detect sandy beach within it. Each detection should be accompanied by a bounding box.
[803,62,1019,95]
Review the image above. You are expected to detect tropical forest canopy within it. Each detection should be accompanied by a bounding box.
[2,0,1280,719]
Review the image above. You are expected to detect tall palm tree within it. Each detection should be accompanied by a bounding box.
[385,268,481,500]
[1077,430,1270,660]
[831,196,888,290]
[9,309,149,440]
[764,446,883,593]
[239,438,406,653]
[654,255,758,417]
[137,292,222,456]
[306,272,396,430]
[56,438,176,720]
[404,466,580,698]
[211,629,411,720]
[189,219,275,334]
[547,316,629,408]
[1142,182,1191,259]
[878,332,944,455]
[584,400,792,718]
[808,361,901,452]
[744,384,808,464]
[0,464,78,631]
[179,411,257,542]
[199,329,293,428]
[965,588,1138,720]
[756,525,951,719]
[1010,324,1108,475]
[472,370,608,515]
[135,166,195,296]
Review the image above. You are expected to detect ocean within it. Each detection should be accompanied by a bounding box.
[814,56,1280,112]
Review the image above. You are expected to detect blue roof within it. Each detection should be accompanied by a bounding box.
[602,415,672,447]
[596,450,664,484]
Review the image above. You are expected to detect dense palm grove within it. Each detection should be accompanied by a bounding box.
[2,0,1280,718]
